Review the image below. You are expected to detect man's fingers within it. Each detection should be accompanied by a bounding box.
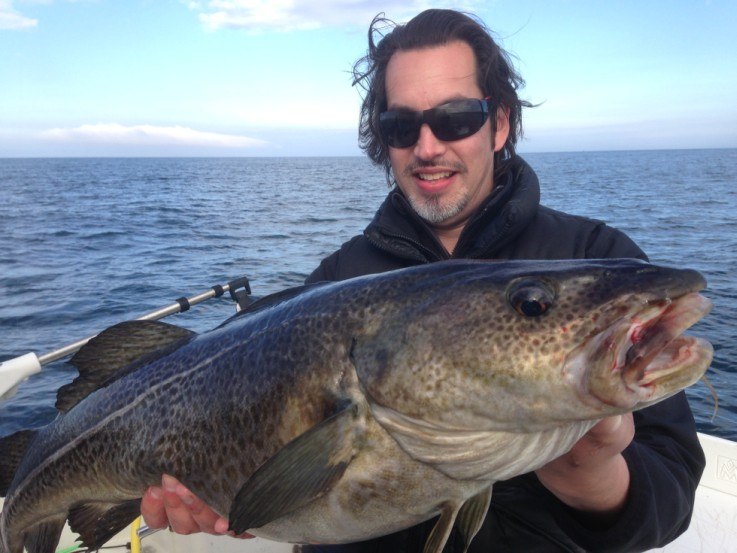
[142,475,256,539]
[161,487,194,534]
[213,517,256,539]
[141,486,168,529]
[174,484,222,532]
[166,476,249,537]
[214,518,230,535]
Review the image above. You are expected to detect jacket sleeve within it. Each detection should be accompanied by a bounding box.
[541,393,705,552]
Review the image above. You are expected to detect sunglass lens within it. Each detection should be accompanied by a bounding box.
[428,103,487,141]
[380,112,421,148]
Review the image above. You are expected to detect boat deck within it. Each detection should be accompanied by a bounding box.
[653,433,737,552]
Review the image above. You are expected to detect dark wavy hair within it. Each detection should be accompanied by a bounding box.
[353,9,532,184]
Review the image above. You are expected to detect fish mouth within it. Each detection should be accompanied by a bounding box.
[577,292,713,409]
[622,293,712,387]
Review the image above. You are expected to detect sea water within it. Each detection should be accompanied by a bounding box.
[0,150,735,439]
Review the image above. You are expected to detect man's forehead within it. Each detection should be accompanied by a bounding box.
[385,42,481,109]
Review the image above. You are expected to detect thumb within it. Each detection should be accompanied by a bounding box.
[592,415,623,435]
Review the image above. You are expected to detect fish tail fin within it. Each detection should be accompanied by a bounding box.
[0,429,37,497]
[23,516,65,553]
[68,499,142,550]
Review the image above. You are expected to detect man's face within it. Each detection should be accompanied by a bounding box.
[384,41,509,232]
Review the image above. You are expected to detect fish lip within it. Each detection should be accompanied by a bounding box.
[570,291,713,410]
[621,292,713,388]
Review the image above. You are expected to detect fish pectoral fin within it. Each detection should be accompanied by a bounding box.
[23,515,66,553]
[423,502,461,553]
[228,403,359,535]
[67,499,142,550]
[455,487,492,552]
[56,320,196,412]
[0,429,37,496]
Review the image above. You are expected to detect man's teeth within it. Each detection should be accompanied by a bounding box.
[418,172,452,181]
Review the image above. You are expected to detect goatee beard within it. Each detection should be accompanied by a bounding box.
[407,191,470,224]
[401,159,468,224]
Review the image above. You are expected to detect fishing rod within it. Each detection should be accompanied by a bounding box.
[0,276,252,401]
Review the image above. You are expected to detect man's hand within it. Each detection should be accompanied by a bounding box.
[141,475,255,538]
[535,414,634,520]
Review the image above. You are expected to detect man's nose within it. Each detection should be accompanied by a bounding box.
[413,124,447,160]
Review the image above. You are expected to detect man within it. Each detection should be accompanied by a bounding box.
[142,9,705,552]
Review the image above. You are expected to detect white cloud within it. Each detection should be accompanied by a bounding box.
[188,0,482,32]
[40,123,269,149]
[0,0,38,29]
[1,0,99,30]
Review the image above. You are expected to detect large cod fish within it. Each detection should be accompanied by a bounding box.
[0,259,713,553]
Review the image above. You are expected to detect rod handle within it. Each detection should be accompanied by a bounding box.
[0,353,42,400]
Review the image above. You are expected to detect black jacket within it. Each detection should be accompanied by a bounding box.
[304,156,704,552]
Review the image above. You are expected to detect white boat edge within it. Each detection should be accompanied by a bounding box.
[650,432,737,552]
[2,432,736,553]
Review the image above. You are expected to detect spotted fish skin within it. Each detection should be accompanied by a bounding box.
[0,259,713,553]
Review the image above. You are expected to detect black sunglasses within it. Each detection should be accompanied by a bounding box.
[379,97,493,149]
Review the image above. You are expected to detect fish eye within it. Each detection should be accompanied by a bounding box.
[507,279,555,317]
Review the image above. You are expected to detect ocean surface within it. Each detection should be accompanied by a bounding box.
[0,150,735,441]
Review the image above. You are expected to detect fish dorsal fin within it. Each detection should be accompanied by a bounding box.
[228,402,359,534]
[56,320,196,412]
[455,487,492,552]
[0,429,37,496]
[68,499,142,550]
[423,502,461,553]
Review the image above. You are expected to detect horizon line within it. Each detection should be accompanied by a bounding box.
[1,146,735,161]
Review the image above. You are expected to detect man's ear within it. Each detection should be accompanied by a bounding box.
[493,107,510,153]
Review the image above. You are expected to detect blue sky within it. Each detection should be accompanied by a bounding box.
[1,0,735,157]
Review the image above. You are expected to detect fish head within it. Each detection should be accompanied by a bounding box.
[559,260,713,412]
[353,258,713,431]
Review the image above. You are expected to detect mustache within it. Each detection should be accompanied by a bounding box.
[402,159,466,177]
